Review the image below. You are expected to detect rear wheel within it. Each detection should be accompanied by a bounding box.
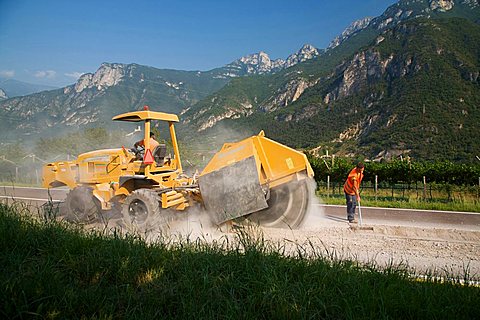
[245,178,312,228]
[64,186,100,223]
[122,189,161,233]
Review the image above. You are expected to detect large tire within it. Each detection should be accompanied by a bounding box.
[122,189,161,233]
[64,186,101,224]
[245,178,312,229]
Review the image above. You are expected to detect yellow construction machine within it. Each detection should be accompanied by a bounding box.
[43,106,314,229]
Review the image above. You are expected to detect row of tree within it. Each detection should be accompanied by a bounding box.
[2,127,479,186]
[307,155,480,186]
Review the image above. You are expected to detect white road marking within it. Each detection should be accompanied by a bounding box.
[0,186,68,190]
[1,187,478,216]
[0,195,62,202]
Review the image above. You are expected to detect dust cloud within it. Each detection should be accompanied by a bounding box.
[161,205,226,242]
[91,204,228,244]
[298,178,336,231]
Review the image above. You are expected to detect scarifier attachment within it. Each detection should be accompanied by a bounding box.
[198,131,314,227]
[198,156,268,225]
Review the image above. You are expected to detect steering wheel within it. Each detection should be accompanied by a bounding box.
[134,146,145,160]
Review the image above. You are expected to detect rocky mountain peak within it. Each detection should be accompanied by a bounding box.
[429,0,455,11]
[234,51,285,74]
[299,43,318,53]
[285,44,320,67]
[228,44,320,75]
[329,0,477,50]
[74,62,127,93]
[0,88,7,100]
[328,17,373,50]
[373,0,463,29]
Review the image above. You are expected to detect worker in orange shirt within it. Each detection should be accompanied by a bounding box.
[134,132,159,152]
[343,162,364,223]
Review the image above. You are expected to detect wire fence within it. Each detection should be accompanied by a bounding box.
[317,175,480,203]
[0,158,49,186]
[2,157,480,205]
[0,166,43,185]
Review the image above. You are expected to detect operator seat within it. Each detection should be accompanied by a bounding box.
[152,144,167,166]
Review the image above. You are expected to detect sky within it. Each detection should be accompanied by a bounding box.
[0,0,397,87]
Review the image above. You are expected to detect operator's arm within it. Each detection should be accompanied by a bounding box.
[352,176,361,201]
[134,139,144,148]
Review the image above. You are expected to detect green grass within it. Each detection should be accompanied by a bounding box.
[0,181,42,187]
[318,192,480,213]
[1,202,479,319]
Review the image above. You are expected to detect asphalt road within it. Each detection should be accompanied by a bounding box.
[320,204,480,230]
[1,186,479,231]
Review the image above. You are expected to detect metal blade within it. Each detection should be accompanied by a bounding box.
[245,177,312,228]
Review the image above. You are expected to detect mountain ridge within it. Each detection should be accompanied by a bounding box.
[0,78,57,98]
[327,0,480,50]
[179,2,480,161]
[0,43,320,142]
[1,0,480,162]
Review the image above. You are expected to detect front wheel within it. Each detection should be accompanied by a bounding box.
[122,189,161,233]
[64,186,101,224]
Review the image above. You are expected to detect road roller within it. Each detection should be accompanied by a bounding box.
[42,106,314,230]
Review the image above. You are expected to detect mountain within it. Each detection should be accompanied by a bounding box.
[0,63,229,141]
[0,78,57,98]
[2,0,479,162]
[288,17,480,161]
[328,0,480,49]
[180,0,480,161]
[223,44,321,76]
[328,17,373,50]
[0,45,319,142]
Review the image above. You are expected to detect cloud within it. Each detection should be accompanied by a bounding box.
[34,70,56,79]
[0,70,15,78]
[64,71,85,79]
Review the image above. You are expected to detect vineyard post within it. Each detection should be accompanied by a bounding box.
[375,175,378,201]
[423,176,427,200]
[15,167,18,182]
[327,175,330,198]
[35,169,39,186]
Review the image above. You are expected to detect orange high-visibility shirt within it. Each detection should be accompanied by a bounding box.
[343,167,364,195]
[138,138,160,152]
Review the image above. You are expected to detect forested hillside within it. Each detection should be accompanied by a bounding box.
[182,17,480,162]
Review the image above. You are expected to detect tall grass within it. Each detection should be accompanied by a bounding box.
[1,202,479,319]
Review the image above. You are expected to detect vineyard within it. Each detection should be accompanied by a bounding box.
[308,155,480,211]
[308,155,480,186]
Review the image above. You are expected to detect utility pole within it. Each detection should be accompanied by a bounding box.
[1,156,19,181]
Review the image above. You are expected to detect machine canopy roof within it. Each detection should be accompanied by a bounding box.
[112,110,179,122]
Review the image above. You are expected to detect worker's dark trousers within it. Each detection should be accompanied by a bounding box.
[345,193,356,221]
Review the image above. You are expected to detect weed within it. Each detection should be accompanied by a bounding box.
[0,202,479,319]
